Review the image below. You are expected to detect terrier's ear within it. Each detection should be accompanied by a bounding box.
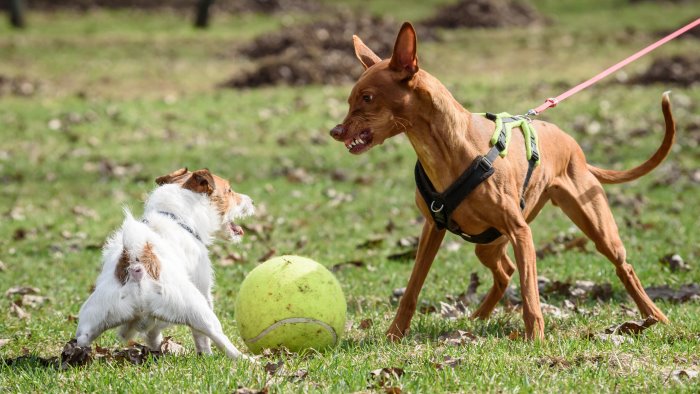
[353,35,382,70]
[155,167,189,185]
[389,22,419,78]
[182,169,215,195]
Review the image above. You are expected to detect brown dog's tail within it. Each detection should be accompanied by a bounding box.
[588,92,676,184]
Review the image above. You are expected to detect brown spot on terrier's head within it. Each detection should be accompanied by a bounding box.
[155,167,189,186]
[182,169,215,195]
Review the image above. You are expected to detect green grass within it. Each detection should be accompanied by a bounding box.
[2,0,700,392]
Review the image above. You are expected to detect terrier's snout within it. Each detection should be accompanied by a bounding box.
[330,124,346,140]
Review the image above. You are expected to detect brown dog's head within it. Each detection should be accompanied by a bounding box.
[155,167,255,242]
[330,22,421,154]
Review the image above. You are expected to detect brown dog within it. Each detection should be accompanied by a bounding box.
[330,22,675,340]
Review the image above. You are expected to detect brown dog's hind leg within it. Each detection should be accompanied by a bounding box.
[549,173,669,323]
[471,241,515,319]
[386,220,445,341]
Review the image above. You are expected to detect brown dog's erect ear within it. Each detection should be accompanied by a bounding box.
[353,35,382,70]
[155,167,189,185]
[389,22,419,78]
[182,169,215,195]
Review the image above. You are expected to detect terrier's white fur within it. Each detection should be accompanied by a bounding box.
[75,169,254,360]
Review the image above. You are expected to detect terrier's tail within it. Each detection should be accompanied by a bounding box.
[115,209,161,284]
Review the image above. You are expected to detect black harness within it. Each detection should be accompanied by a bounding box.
[415,113,540,244]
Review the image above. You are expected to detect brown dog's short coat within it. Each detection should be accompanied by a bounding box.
[331,22,674,340]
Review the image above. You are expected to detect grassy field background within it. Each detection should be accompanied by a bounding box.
[2,0,700,392]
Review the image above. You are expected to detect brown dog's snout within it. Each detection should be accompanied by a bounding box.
[330,124,346,140]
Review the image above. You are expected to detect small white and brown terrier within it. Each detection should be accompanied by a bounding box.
[75,168,254,360]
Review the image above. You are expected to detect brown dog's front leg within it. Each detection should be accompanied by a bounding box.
[509,223,545,341]
[387,220,445,341]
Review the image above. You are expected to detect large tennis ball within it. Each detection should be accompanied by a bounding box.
[235,255,346,354]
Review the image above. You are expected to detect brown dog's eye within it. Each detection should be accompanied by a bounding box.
[362,94,373,103]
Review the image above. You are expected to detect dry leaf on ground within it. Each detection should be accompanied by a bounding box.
[659,253,691,272]
[438,330,481,346]
[368,367,405,389]
[439,301,469,320]
[645,284,700,303]
[5,286,40,298]
[258,249,276,262]
[288,369,308,383]
[604,316,659,336]
[113,343,158,365]
[668,369,699,383]
[391,288,406,304]
[60,339,92,368]
[387,249,417,261]
[357,236,385,250]
[9,303,30,319]
[358,318,373,330]
[19,294,49,308]
[264,360,284,375]
[160,337,185,355]
[433,355,464,370]
[331,260,366,272]
[235,386,268,394]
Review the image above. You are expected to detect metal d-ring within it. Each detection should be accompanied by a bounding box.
[430,201,444,213]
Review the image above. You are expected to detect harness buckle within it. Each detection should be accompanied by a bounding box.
[496,133,507,151]
[479,156,493,171]
[430,201,444,213]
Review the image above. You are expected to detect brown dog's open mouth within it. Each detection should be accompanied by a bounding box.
[344,129,373,154]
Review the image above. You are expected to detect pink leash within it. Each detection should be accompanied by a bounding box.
[527,17,700,117]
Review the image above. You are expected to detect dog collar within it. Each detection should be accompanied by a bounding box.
[142,211,204,243]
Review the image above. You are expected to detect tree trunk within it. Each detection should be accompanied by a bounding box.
[9,0,25,28]
[194,0,214,29]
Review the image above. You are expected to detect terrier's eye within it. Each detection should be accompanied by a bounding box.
[362,94,373,103]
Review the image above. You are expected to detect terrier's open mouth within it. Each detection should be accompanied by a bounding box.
[344,129,373,154]
[229,222,245,237]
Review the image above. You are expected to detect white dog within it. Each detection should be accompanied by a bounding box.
[75,168,254,360]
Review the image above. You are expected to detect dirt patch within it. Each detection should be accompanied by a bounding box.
[8,0,321,13]
[222,11,434,88]
[422,0,544,29]
[4,0,194,11]
[629,0,693,3]
[630,55,700,86]
[0,75,41,97]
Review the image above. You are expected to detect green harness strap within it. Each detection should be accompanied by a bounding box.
[475,112,541,165]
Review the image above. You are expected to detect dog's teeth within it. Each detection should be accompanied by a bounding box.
[358,138,364,144]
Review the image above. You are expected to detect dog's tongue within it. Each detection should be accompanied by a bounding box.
[230,223,244,236]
